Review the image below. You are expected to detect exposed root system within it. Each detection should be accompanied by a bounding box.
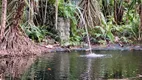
[0,0,47,57]
[0,30,46,56]
[79,0,102,28]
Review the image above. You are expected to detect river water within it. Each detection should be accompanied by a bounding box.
[1,51,142,80]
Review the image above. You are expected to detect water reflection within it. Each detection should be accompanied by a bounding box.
[54,52,70,80]
[0,56,36,80]
[80,59,92,80]
[0,51,142,80]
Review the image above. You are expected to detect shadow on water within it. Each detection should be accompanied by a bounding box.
[0,53,54,80]
[0,51,142,80]
[0,56,36,80]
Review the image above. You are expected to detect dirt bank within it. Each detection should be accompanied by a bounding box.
[0,43,142,58]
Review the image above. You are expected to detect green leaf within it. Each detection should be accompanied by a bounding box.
[107,32,114,42]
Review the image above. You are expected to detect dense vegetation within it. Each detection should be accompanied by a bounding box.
[0,0,142,55]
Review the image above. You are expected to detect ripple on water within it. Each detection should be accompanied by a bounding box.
[80,53,111,58]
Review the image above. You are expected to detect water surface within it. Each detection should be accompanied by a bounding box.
[1,51,142,80]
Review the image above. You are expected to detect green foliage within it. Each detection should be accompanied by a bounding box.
[87,0,140,44]
[58,1,83,45]
[88,13,139,44]
[20,0,142,45]
[70,29,85,46]
[58,2,78,25]
[48,0,56,4]
[20,24,48,42]
[61,0,141,44]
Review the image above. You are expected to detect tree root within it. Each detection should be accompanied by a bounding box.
[0,0,48,57]
[79,0,102,28]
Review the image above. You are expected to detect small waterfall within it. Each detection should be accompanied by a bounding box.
[82,18,104,58]
[78,9,104,57]
[84,21,93,54]
[78,8,93,54]
[83,25,104,57]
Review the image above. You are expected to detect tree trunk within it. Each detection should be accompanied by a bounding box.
[0,0,7,40]
[138,4,142,40]
[114,0,124,25]
[55,0,58,29]
[0,0,45,56]
[29,0,34,24]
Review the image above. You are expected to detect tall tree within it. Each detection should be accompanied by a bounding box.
[0,0,44,56]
